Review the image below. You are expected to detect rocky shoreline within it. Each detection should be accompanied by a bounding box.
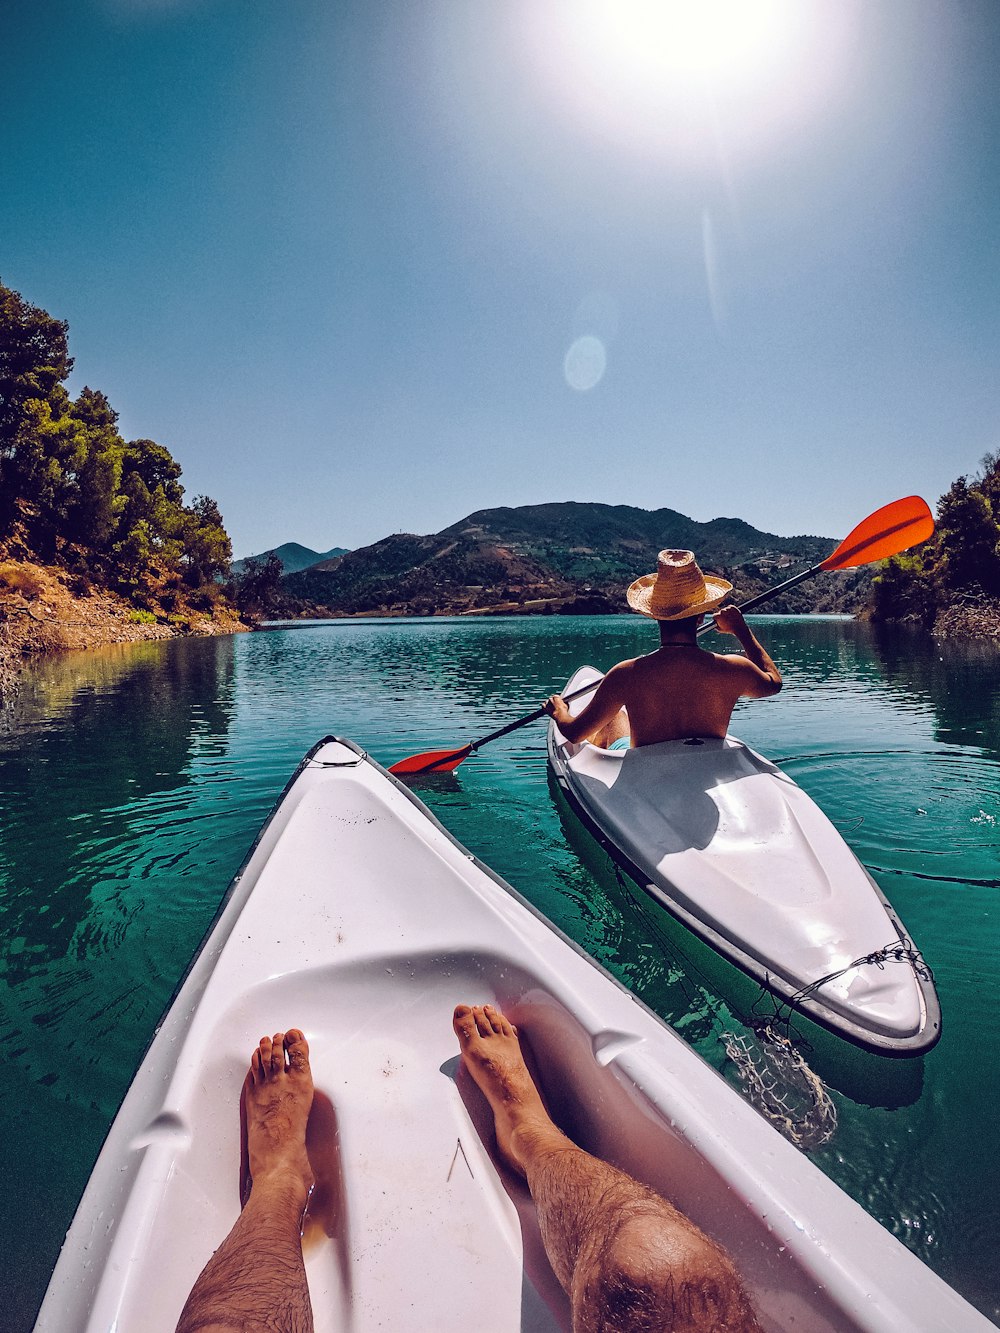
[4,563,997,707]
[0,560,247,704]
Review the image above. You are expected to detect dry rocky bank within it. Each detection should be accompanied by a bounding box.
[0,558,246,703]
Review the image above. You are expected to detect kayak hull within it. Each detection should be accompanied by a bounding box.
[37,738,978,1332]
[546,667,941,1057]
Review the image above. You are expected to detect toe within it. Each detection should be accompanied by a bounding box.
[484,1004,510,1035]
[473,1006,493,1037]
[285,1029,310,1073]
[453,1005,478,1043]
[270,1033,286,1074]
[252,1039,270,1082]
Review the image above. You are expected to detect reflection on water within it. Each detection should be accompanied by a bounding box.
[0,638,236,979]
[2,616,999,1327]
[870,622,1000,751]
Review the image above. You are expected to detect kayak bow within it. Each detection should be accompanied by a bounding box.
[38,739,974,1333]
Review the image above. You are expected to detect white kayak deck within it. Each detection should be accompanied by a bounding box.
[38,740,982,1332]
[547,666,940,1054]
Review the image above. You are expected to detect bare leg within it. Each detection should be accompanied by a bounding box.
[453,1004,761,1333]
[590,707,630,749]
[176,1030,316,1333]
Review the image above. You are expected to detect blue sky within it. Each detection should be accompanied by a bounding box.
[3,0,998,557]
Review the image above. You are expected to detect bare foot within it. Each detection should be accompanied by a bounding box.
[453,1003,566,1174]
[242,1029,315,1209]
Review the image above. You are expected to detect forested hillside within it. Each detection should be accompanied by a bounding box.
[871,455,1000,636]
[0,282,234,603]
[283,501,869,617]
[0,281,246,695]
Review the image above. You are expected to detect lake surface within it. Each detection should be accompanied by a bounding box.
[2,615,998,1328]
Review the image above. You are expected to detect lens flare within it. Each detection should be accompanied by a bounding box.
[564,336,607,391]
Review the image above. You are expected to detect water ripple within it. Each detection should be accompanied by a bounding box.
[3,620,1000,1327]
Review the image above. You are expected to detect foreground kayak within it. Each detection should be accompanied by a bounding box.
[547,666,942,1058]
[38,738,982,1332]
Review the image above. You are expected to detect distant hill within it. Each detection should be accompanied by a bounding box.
[282,502,872,617]
[232,542,349,576]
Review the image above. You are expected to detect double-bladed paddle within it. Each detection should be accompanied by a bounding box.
[388,495,934,776]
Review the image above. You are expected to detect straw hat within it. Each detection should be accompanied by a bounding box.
[626,549,732,620]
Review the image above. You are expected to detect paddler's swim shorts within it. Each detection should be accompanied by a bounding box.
[607,736,631,752]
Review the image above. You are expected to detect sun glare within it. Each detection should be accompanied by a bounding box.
[591,0,793,85]
[523,0,854,167]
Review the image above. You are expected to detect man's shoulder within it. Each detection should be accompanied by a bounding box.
[607,655,641,675]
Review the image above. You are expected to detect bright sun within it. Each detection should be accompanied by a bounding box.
[524,0,846,166]
[587,0,794,85]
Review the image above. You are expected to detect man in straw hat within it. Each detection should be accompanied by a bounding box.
[544,550,782,748]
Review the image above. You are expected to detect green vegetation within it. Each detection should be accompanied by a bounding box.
[231,552,287,619]
[283,502,857,619]
[871,455,1000,634]
[0,280,233,609]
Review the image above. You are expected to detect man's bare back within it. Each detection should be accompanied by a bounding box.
[546,604,782,748]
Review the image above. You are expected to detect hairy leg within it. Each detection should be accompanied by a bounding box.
[453,1004,761,1333]
[176,1030,316,1333]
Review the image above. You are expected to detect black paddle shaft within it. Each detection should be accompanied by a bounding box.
[469,678,601,751]
[695,562,824,636]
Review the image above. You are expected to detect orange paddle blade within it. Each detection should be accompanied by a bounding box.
[820,495,934,571]
[388,745,472,776]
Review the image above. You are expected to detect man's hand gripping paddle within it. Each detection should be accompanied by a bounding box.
[388,495,934,776]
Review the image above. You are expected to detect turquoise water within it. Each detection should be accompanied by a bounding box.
[1,615,998,1328]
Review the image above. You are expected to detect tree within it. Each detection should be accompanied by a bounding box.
[0,282,72,444]
[935,476,1000,596]
[231,552,286,619]
[871,551,939,627]
[8,386,86,552]
[869,461,1000,629]
[113,438,187,580]
[0,282,75,535]
[976,450,1000,516]
[67,388,125,552]
[179,494,232,586]
[121,439,184,508]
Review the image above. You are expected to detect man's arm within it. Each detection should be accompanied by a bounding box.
[543,665,629,744]
[713,606,783,697]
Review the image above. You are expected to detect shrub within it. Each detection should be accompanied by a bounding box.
[189,583,222,612]
[0,561,47,598]
[128,608,157,624]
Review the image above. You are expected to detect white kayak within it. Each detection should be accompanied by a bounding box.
[37,738,982,1333]
[547,666,941,1058]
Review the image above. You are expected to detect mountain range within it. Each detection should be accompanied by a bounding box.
[232,542,350,576]
[276,502,871,617]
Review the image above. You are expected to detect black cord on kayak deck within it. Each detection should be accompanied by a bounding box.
[783,937,934,1014]
[600,858,837,1149]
